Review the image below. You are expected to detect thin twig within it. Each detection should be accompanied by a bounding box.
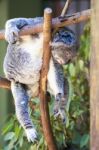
[0,9,91,40]
[39,8,57,150]
[61,0,71,16]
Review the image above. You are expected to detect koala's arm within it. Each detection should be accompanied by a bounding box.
[11,81,37,142]
[5,17,43,43]
[5,17,43,29]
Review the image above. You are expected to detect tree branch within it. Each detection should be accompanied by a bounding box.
[0,9,91,40]
[39,8,57,150]
[0,76,10,89]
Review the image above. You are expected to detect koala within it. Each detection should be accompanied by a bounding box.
[3,18,77,142]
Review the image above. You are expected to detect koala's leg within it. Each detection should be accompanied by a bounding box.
[47,58,69,123]
[11,81,37,142]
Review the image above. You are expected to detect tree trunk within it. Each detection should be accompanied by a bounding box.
[90,1,99,150]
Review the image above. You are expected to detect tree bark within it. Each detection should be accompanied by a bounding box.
[90,1,99,150]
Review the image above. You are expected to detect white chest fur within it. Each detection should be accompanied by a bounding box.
[20,33,43,59]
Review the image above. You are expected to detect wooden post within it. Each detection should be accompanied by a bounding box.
[39,8,57,150]
[90,1,99,150]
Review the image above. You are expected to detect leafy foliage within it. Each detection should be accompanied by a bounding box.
[1,23,90,150]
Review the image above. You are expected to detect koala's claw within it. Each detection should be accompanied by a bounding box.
[54,108,66,124]
[62,118,66,124]
[25,128,38,142]
[59,109,66,124]
[54,109,60,117]
[5,27,19,44]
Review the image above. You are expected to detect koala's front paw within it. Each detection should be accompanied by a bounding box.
[54,94,67,124]
[54,108,66,124]
[25,128,38,142]
[5,26,19,44]
[59,109,66,124]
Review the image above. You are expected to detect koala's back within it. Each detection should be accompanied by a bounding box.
[4,33,43,85]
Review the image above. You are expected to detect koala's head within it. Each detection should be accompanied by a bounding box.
[51,27,77,65]
[51,43,75,64]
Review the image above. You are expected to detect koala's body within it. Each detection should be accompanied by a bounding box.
[4,17,77,142]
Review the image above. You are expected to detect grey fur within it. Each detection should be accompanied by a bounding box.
[3,18,77,142]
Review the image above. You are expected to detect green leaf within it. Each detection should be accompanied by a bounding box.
[19,137,23,147]
[66,114,69,128]
[2,123,13,135]
[80,134,89,148]
[79,60,84,71]
[66,78,73,112]
[37,136,44,149]
[32,97,39,104]
[3,145,9,150]
[4,132,15,141]
[69,63,76,77]
[15,124,21,139]
[72,131,81,145]
[34,109,40,118]
[29,144,37,150]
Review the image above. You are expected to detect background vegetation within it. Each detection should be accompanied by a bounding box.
[1,23,90,150]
